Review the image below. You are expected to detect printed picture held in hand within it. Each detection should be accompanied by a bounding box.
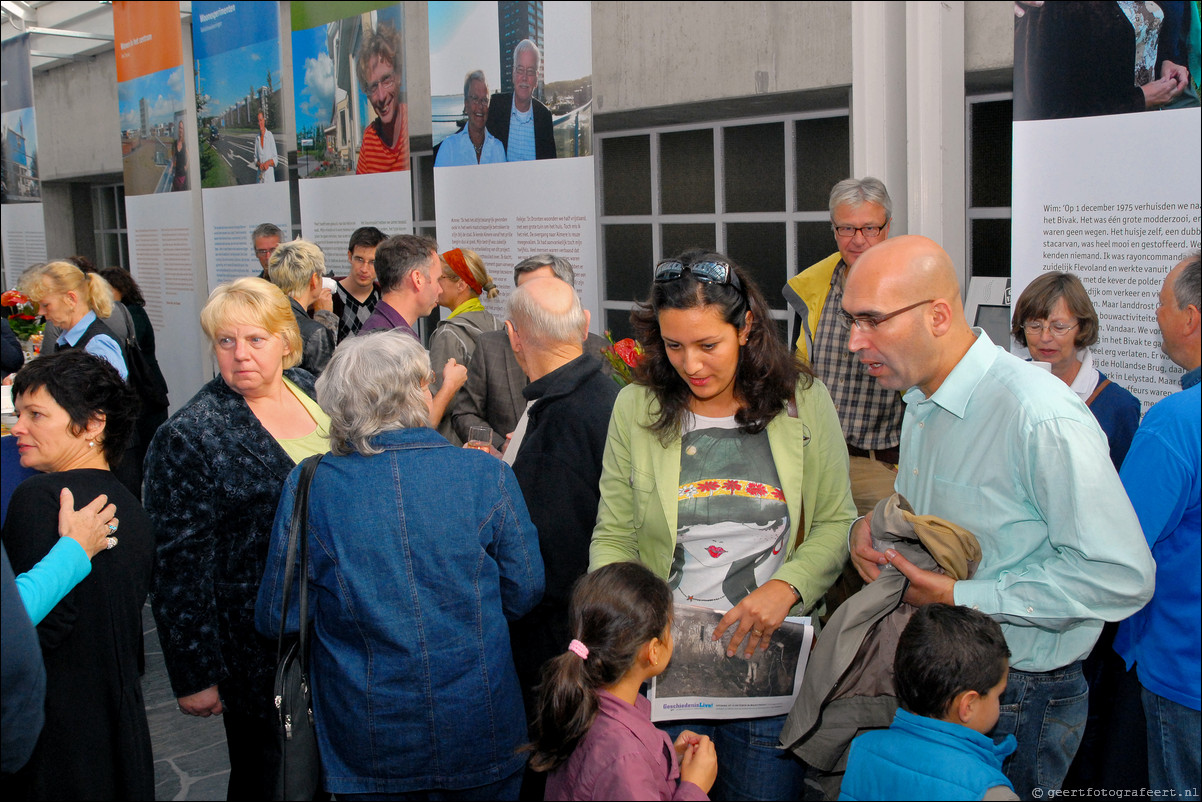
[649,603,813,722]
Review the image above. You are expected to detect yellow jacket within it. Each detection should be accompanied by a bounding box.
[783,252,842,361]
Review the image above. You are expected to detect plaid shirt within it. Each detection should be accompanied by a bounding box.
[809,260,904,451]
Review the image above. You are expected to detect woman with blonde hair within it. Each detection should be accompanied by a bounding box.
[19,261,126,379]
[430,247,501,444]
[144,277,330,798]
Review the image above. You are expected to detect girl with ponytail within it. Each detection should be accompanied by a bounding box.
[528,561,718,800]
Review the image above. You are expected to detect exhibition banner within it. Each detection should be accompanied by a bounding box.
[1,34,47,287]
[291,1,413,260]
[193,0,291,288]
[1012,3,1201,411]
[428,0,597,326]
[114,0,207,409]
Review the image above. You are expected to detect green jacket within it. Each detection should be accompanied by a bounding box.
[783,252,842,361]
[589,380,856,613]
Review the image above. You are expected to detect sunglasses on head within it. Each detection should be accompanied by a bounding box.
[653,259,744,293]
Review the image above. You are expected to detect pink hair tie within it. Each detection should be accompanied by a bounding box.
[568,639,589,660]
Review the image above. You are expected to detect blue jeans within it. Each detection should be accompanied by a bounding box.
[994,661,1088,799]
[663,714,805,801]
[1142,687,1201,800]
[340,767,523,801]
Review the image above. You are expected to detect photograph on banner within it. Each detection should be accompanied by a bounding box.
[429,0,592,166]
[292,1,408,178]
[1014,0,1200,121]
[193,1,288,187]
[648,605,813,723]
[117,70,189,195]
[2,35,41,204]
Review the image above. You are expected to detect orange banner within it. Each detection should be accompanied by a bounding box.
[113,1,182,83]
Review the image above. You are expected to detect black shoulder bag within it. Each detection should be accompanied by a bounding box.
[273,454,323,801]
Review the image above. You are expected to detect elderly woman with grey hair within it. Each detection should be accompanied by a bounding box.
[256,329,544,800]
[434,69,507,167]
[266,238,336,376]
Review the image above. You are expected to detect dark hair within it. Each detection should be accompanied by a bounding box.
[526,562,672,772]
[12,350,140,467]
[252,222,284,244]
[348,226,388,254]
[1011,271,1099,349]
[99,267,146,306]
[374,235,439,293]
[630,250,811,444]
[65,255,97,274]
[894,603,1010,719]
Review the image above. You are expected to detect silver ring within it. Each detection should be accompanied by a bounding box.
[105,537,118,550]
[106,522,118,534]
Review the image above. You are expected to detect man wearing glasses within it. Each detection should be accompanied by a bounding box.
[784,177,903,522]
[486,39,557,161]
[355,22,410,174]
[843,234,1154,799]
[252,222,283,280]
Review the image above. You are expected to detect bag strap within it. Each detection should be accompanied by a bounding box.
[276,454,323,665]
[1085,378,1111,408]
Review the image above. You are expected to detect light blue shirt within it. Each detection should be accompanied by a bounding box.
[896,330,1154,672]
[506,98,536,162]
[433,125,506,167]
[15,538,91,625]
[57,311,128,380]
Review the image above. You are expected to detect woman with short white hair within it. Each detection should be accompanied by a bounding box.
[256,329,544,800]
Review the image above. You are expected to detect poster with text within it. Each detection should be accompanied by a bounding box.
[429,1,597,327]
[2,34,47,287]
[115,1,208,409]
[1012,2,1201,412]
[291,1,413,262]
[193,1,291,288]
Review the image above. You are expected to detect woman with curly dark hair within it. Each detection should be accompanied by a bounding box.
[590,250,856,800]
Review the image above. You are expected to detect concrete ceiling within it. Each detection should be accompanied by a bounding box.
[1,1,192,72]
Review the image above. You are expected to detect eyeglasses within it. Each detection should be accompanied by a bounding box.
[653,260,744,293]
[365,72,396,97]
[832,222,889,239]
[466,93,489,107]
[837,299,933,331]
[254,248,274,257]
[1022,320,1079,337]
[514,66,538,80]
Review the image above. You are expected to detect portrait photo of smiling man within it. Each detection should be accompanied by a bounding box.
[355,21,410,174]
[486,38,557,161]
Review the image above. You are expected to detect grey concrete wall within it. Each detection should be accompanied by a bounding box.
[591,1,853,115]
[33,53,123,180]
[965,0,1014,72]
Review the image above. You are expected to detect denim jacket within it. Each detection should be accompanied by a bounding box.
[255,427,544,795]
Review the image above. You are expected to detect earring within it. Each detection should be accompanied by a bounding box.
[88,440,95,448]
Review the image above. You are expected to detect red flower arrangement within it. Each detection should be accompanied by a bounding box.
[2,289,43,341]
[601,332,645,387]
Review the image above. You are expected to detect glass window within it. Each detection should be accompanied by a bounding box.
[970,99,1013,208]
[795,116,850,211]
[726,222,787,309]
[724,123,785,213]
[796,221,837,273]
[660,129,714,214]
[661,223,717,259]
[604,224,654,301]
[970,218,1012,278]
[602,134,651,216]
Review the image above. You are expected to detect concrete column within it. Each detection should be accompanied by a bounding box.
[851,1,908,233]
[905,0,966,282]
